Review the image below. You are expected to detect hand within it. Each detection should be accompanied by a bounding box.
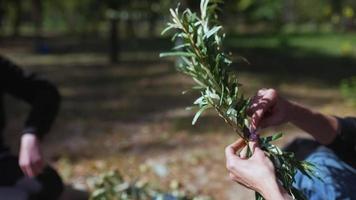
[225,139,289,200]
[248,88,292,130]
[19,134,44,177]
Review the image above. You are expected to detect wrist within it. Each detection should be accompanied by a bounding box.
[22,133,38,139]
[259,179,289,200]
[285,100,299,124]
[21,134,40,146]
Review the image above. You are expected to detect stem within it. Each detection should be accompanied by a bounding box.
[214,105,248,142]
[182,23,222,94]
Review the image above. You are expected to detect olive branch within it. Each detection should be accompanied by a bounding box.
[160,0,318,199]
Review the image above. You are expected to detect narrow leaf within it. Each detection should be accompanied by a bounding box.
[204,26,222,39]
[159,52,196,58]
[192,105,211,125]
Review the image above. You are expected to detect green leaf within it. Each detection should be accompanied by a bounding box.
[261,132,283,143]
[200,0,209,19]
[255,192,264,200]
[194,96,205,105]
[173,43,190,50]
[161,25,173,35]
[192,104,211,125]
[159,52,196,58]
[204,26,222,39]
[270,132,283,141]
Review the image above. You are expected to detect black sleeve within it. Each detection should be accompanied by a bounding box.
[327,117,356,167]
[0,56,61,139]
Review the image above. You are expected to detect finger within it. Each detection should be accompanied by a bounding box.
[226,139,245,155]
[251,103,274,129]
[251,90,278,129]
[247,97,258,116]
[24,165,34,177]
[225,140,246,172]
[238,141,259,158]
[248,142,267,161]
[247,88,268,116]
[20,163,30,177]
[229,172,236,180]
[250,104,267,130]
[28,165,35,177]
[31,163,40,177]
[239,146,248,159]
[248,141,259,154]
[251,100,271,129]
[20,165,28,177]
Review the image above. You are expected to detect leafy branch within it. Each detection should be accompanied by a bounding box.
[161,0,250,141]
[160,0,318,199]
[90,170,211,200]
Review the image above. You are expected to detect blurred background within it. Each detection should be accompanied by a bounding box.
[0,0,356,199]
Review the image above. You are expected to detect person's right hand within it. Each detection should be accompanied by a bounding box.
[19,134,44,177]
[225,139,291,200]
[248,88,293,130]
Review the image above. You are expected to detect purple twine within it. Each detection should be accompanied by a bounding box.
[248,127,259,142]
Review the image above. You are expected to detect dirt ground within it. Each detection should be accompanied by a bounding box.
[1,39,355,199]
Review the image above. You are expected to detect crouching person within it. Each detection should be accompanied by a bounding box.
[0,55,63,200]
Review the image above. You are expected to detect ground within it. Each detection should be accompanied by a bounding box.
[0,33,356,199]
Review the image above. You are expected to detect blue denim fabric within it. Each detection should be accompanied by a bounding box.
[153,194,177,200]
[293,146,356,200]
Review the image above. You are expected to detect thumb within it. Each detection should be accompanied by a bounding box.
[248,141,259,155]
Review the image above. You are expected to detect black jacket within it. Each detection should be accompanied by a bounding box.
[0,55,60,152]
[328,117,356,168]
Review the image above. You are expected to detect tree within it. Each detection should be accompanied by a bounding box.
[330,0,343,15]
[32,0,43,50]
[12,0,22,37]
[106,0,122,63]
[0,0,4,38]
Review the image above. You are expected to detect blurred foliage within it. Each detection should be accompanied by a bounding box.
[340,76,356,106]
[236,0,283,22]
[89,170,212,200]
[1,0,356,37]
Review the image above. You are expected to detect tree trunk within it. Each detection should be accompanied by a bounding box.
[283,0,295,24]
[12,0,22,37]
[125,17,136,38]
[109,18,119,63]
[32,0,44,51]
[330,0,342,15]
[0,0,4,39]
[148,13,158,37]
[107,1,121,63]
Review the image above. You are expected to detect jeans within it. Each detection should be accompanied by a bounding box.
[293,146,356,200]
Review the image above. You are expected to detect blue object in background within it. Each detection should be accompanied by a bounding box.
[34,41,50,54]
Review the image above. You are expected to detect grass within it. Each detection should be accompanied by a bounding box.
[227,33,356,57]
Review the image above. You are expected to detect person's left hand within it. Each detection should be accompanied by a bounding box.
[225,139,287,199]
[19,134,44,177]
